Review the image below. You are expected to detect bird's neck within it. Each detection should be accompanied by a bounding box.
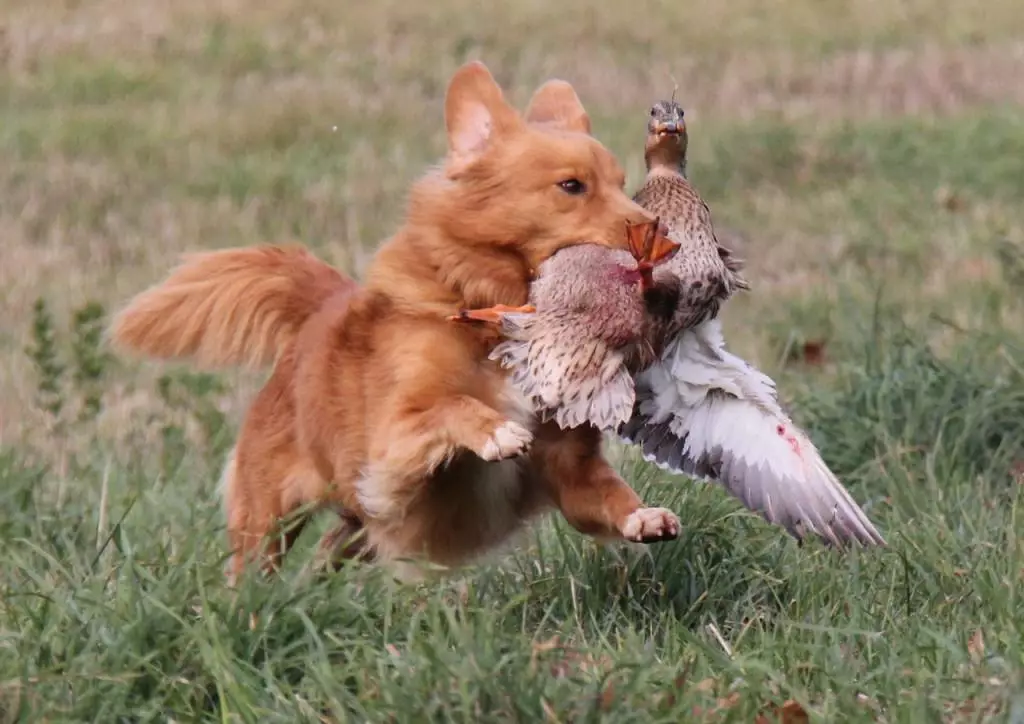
[644,152,687,179]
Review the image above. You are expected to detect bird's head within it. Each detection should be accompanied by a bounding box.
[448,226,679,354]
[530,222,677,305]
[644,99,688,174]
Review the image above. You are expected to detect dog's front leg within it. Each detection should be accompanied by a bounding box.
[358,393,533,520]
[348,324,534,519]
[532,423,680,543]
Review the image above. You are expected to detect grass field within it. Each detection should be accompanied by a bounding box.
[3,0,1024,720]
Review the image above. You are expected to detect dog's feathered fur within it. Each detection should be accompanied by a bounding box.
[110,61,681,583]
[110,244,349,369]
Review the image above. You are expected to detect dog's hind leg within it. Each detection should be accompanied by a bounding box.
[314,511,375,572]
[219,447,247,586]
[220,447,315,586]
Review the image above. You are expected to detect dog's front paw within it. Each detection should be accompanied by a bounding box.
[620,507,680,543]
[479,421,533,461]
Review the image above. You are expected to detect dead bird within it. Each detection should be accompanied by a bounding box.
[449,219,680,432]
[618,99,886,549]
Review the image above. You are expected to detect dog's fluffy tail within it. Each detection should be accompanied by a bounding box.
[109,244,353,369]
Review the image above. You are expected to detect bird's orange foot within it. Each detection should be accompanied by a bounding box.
[626,218,680,266]
[645,232,681,266]
[447,304,537,325]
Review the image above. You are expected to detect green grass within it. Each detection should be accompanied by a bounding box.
[3,0,1024,720]
[3,325,1023,721]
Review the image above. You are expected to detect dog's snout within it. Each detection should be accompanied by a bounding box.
[628,208,658,227]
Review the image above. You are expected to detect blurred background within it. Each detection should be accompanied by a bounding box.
[3,0,1024,447]
[3,2,1024,719]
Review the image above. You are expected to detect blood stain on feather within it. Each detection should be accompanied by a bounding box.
[775,424,803,458]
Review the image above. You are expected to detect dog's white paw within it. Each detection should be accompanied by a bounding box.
[620,507,680,543]
[479,421,533,461]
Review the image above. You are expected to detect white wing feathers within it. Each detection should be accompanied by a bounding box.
[619,318,885,548]
[491,312,636,432]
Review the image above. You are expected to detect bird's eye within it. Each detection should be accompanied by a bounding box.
[650,108,657,117]
[558,178,586,195]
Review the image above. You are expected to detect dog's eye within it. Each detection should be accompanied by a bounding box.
[558,178,586,195]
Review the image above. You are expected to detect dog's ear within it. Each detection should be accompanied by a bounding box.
[524,80,591,135]
[444,61,521,171]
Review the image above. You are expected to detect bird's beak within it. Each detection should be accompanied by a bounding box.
[653,120,685,137]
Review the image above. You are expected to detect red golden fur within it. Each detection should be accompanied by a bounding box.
[110,61,681,583]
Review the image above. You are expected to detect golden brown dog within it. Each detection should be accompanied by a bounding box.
[110,61,681,583]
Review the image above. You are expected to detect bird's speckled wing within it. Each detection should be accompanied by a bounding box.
[633,174,706,233]
[490,311,636,432]
[633,174,748,336]
[618,319,885,548]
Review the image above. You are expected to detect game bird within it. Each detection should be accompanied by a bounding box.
[620,98,886,548]
[633,98,748,340]
[449,220,680,432]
